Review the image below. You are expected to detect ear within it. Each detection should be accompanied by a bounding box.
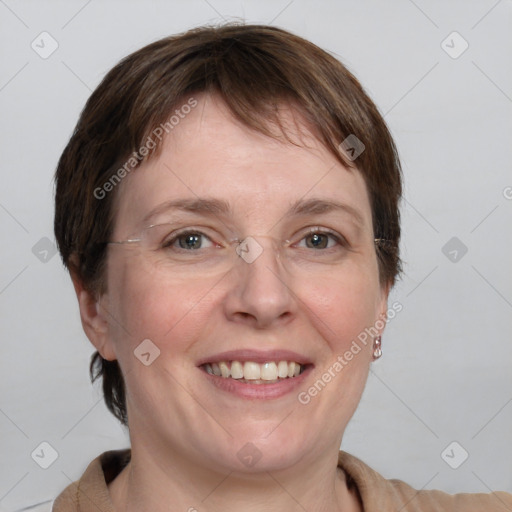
[376,281,391,337]
[69,267,117,361]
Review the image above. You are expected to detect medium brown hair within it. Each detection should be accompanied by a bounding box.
[54,23,402,426]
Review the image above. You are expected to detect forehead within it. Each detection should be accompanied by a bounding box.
[113,94,372,232]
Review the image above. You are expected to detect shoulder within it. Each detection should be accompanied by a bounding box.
[52,449,130,512]
[386,478,512,511]
[338,450,512,511]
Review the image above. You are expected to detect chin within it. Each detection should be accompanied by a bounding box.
[210,423,318,474]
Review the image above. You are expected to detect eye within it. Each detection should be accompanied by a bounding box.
[163,230,214,250]
[295,229,345,250]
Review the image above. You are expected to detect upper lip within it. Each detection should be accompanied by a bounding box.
[196,349,313,366]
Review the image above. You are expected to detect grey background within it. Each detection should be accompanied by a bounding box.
[1,0,511,510]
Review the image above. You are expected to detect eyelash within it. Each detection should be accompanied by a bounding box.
[159,228,213,250]
[293,227,348,250]
[161,227,348,251]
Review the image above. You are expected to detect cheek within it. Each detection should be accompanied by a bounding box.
[297,266,382,351]
[291,271,380,441]
[105,259,216,360]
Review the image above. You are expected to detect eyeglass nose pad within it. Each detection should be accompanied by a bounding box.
[233,235,284,265]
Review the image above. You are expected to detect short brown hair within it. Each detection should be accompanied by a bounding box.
[54,23,402,426]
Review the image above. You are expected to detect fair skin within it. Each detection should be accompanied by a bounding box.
[73,94,389,512]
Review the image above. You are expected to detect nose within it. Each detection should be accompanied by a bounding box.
[223,236,295,329]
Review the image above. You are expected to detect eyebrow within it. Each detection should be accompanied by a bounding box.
[288,198,365,226]
[142,197,365,227]
[142,198,231,224]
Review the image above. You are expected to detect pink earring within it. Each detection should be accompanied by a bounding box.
[372,336,382,360]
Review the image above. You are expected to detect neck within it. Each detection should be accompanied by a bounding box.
[109,443,362,512]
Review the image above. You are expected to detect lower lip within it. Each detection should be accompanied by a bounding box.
[201,366,313,400]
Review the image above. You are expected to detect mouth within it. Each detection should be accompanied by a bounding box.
[201,360,307,384]
[197,350,313,398]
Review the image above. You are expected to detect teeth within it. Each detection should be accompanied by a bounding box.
[231,361,244,379]
[243,362,261,380]
[261,362,277,381]
[219,361,230,378]
[277,360,288,378]
[203,360,304,381]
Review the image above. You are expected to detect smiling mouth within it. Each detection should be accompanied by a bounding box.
[201,360,306,384]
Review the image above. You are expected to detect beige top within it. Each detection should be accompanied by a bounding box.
[52,449,512,511]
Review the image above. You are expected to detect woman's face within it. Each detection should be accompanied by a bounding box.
[97,94,388,473]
